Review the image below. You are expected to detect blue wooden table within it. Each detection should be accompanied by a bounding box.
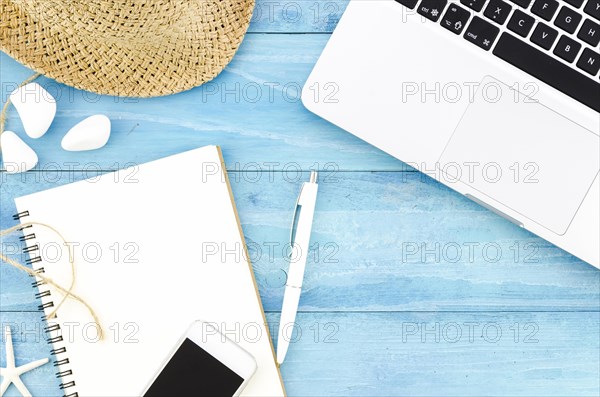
[1,1,599,395]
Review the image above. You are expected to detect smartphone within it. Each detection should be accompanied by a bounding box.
[143,321,257,397]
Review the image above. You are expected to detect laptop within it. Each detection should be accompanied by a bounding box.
[302,0,600,268]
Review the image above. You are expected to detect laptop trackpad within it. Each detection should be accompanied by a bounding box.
[439,76,599,235]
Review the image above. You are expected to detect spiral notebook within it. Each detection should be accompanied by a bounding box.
[13,146,285,397]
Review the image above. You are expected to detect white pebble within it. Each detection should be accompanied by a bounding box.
[61,115,111,151]
[10,82,56,139]
[1,131,38,173]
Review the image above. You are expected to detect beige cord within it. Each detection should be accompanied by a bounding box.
[0,74,102,339]
[0,222,103,340]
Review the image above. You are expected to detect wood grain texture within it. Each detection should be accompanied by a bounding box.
[1,172,596,312]
[1,311,598,396]
[249,0,348,32]
[1,0,599,395]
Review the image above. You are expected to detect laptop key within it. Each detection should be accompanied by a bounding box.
[553,35,583,62]
[441,4,471,34]
[584,0,600,20]
[461,0,487,12]
[417,0,449,21]
[395,0,420,9]
[576,48,600,74]
[565,0,585,7]
[507,9,536,36]
[532,0,559,20]
[554,6,583,33]
[484,0,513,24]
[578,19,600,46]
[493,32,600,112]
[530,22,559,49]
[464,16,501,49]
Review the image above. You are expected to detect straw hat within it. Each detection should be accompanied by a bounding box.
[0,0,254,97]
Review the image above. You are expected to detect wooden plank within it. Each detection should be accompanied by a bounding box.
[0,311,598,396]
[1,32,404,172]
[249,0,348,33]
[277,311,600,396]
[2,172,596,312]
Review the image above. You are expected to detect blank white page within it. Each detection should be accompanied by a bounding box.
[14,146,285,397]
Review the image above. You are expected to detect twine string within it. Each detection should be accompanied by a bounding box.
[0,222,103,340]
[0,72,103,338]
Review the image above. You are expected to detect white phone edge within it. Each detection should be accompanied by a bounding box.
[142,320,258,397]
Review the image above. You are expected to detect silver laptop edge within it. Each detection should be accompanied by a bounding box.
[302,0,600,267]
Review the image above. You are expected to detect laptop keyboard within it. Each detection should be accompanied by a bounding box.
[396,0,600,112]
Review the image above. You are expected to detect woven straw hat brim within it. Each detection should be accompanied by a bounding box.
[0,0,254,97]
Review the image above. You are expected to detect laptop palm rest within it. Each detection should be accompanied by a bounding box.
[438,76,599,235]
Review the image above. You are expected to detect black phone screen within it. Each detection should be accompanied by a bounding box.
[145,338,244,396]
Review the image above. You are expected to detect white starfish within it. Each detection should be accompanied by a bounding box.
[0,326,49,397]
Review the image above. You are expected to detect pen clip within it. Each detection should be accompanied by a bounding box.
[289,171,318,251]
[289,187,303,249]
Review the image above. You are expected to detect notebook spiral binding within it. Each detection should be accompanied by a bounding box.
[14,211,79,397]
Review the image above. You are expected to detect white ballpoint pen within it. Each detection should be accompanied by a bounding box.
[277,171,319,365]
